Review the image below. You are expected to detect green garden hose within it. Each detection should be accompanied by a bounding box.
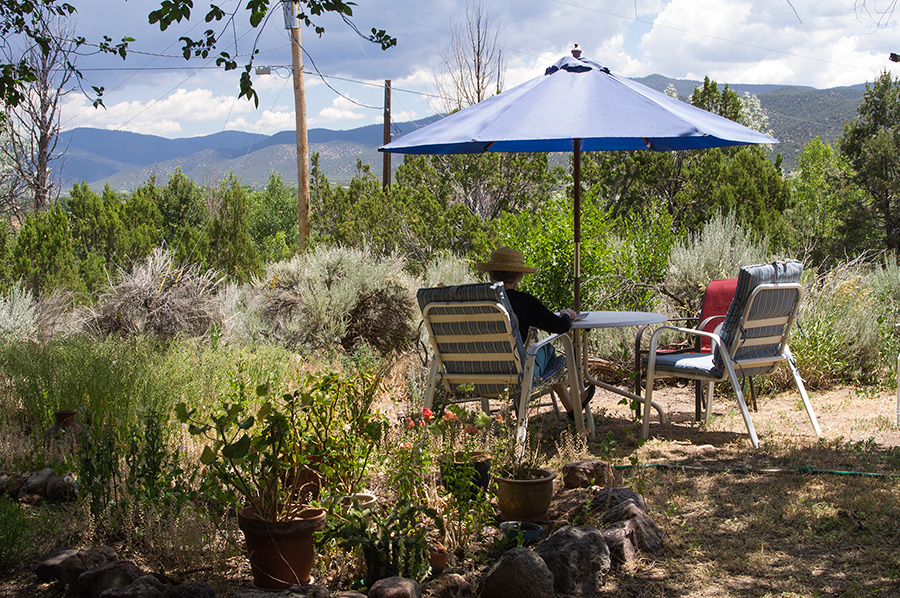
[613,462,900,478]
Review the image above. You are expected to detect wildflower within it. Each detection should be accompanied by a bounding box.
[464,424,479,435]
[423,408,434,422]
[400,442,412,450]
[443,411,459,423]
[406,417,416,429]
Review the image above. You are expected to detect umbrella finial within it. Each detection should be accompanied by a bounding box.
[571,44,582,58]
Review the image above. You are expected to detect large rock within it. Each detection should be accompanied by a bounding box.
[73,560,143,598]
[367,577,421,598]
[534,526,610,595]
[589,487,645,513]
[36,545,120,586]
[18,468,54,502]
[600,499,664,553]
[601,521,638,567]
[561,460,620,488]
[98,575,164,598]
[479,548,554,598]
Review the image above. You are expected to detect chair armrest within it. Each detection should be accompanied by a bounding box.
[525,330,569,355]
[646,325,726,364]
[634,317,696,394]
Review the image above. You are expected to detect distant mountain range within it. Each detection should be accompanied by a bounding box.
[58,75,865,193]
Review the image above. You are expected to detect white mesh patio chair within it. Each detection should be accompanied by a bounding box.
[642,260,822,447]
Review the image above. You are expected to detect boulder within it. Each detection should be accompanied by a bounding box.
[367,577,421,598]
[285,584,329,598]
[98,575,164,598]
[601,521,638,567]
[479,548,554,598]
[589,487,645,513]
[73,560,143,598]
[561,461,620,488]
[534,526,610,595]
[600,498,664,553]
[36,545,120,586]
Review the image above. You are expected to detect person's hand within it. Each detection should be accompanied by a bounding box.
[560,308,578,320]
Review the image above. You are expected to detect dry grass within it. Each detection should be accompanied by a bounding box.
[3,375,900,597]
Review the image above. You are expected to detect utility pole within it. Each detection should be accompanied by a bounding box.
[284,1,310,250]
[382,79,391,190]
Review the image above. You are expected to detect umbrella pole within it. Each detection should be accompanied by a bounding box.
[573,138,582,313]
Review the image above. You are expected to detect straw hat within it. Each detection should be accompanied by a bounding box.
[475,247,536,273]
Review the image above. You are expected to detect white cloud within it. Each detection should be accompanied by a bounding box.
[311,96,368,125]
[226,109,296,135]
[61,88,256,135]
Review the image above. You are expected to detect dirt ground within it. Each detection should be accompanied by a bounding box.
[4,381,900,598]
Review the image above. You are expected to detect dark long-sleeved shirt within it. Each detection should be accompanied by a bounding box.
[506,288,572,344]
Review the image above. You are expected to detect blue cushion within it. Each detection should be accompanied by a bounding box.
[646,352,718,379]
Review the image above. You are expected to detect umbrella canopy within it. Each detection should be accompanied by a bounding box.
[380,52,778,308]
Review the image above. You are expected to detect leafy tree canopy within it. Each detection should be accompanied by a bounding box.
[0,0,395,108]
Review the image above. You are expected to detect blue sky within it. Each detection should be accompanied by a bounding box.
[56,0,899,138]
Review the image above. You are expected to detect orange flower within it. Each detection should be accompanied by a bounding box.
[443,411,459,423]
[400,442,412,450]
[406,417,416,429]
[422,408,434,422]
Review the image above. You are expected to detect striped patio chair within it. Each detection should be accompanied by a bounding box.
[417,282,591,454]
[641,260,822,447]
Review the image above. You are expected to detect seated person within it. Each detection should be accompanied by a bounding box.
[476,247,594,420]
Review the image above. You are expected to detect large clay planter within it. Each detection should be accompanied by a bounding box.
[237,506,326,589]
[494,468,556,522]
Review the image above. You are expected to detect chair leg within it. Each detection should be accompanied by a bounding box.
[785,347,822,437]
[642,370,656,440]
[748,377,758,411]
[694,380,703,420]
[723,362,760,448]
[704,381,714,422]
[424,359,439,411]
[515,384,531,460]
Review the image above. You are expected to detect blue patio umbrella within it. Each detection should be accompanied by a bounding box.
[380,51,778,309]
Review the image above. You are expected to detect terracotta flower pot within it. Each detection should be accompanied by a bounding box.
[237,506,326,589]
[494,468,556,522]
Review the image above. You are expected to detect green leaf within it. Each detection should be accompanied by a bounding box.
[222,434,251,459]
[237,416,255,430]
[174,402,189,422]
[256,382,270,397]
[200,445,216,465]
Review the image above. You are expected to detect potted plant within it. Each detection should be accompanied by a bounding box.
[175,367,385,590]
[490,413,557,522]
[323,499,445,587]
[432,405,493,502]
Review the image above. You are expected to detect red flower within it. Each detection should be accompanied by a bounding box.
[400,442,412,450]
[422,408,434,422]
[406,417,415,429]
[464,424,478,435]
[443,411,459,423]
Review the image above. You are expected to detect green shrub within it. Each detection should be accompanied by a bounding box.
[260,246,416,354]
[0,283,36,340]
[664,211,769,315]
[0,496,27,572]
[0,336,164,433]
[790,260,888,387]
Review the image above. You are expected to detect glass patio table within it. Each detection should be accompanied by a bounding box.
[569,311,668,423]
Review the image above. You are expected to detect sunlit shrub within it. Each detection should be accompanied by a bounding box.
[260,246,416,354]
[664,211,769,315]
